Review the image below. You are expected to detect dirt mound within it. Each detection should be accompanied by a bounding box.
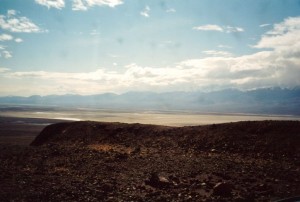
[178,121,300,158]
[30,121,171,146]
[31,120,300,158]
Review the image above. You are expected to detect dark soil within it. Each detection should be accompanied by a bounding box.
[1,120,300,201]
[0,117,67,145]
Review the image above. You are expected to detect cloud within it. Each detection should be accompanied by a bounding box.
[202,50,233,57]
[255,17,300,51]
[166,8,176,13]
[1,50,12,58]
[108,54,120,58]
[218,45,232,49]
[0,67,10,73]
[0,34,22,43]
[7,10,17,16]
[0,69,121,95]
[0,46,13,59]
[0,34,13,41]
[1,16,300,95]
[140,6,150,18]
[15,38,23,43]
[72,0,124,10]
[193,24,223,32]
[90,29,100,35]
[87,0,123,7]
[35,0,65,9]
[193,24,244,33]
[1,64,198,95]
[260,23,270,28]
[0,10,46,33]
[72,0,88,10]
[224,26,244,33]
[181,17,300,89]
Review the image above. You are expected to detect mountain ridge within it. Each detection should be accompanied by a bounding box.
[1,87,300,115]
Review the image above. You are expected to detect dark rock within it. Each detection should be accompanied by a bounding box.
[234,196,247,202]
[101,183,114,193]
[169,175,180,184]
[131,146,141,155]
[115,153,128,160]
[145,172,171,188]
[213,182,233,196]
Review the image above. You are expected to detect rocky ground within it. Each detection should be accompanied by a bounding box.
[0,120,300,201]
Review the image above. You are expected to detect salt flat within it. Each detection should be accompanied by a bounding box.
[1,105,300,126]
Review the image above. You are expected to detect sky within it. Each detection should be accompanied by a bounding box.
[0,0,300,96]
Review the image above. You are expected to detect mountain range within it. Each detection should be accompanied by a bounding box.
[1,87,300,115]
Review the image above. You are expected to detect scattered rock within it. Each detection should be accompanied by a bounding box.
[115,153,128,160]
[101,183,114,193]
[201,182,207,186]
[145,172,172,188]
[131,146,141,155]
[1,120,300,201]
[213,182,233,196]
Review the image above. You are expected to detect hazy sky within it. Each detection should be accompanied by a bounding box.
[0,0,300,96]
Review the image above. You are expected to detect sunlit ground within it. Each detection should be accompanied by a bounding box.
[1,106,300,126]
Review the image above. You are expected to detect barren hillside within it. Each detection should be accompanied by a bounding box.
[1,121,300,201]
